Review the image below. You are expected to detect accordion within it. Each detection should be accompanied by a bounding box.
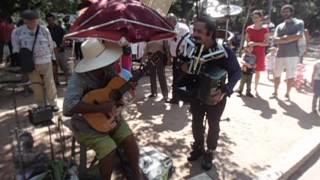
[176,34,228,75]
[175,34,228,105]
[197,67,227,105]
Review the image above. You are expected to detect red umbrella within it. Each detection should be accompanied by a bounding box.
[64,0,176,43]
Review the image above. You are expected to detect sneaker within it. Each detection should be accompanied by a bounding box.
[236,89,243,97]
[51,105,59,112]
[163,97,171,103]
[187,143,204,161]
[270,92,278,99]
[285,93,290,100]
[148,94,157,98]
[201,150,214,170]
[246,92,254,98]
[169,98,179,104]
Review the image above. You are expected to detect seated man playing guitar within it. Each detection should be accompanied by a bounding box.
[63,39,142,180]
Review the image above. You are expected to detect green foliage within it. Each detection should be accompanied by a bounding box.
[1,0,319,33]
[169,0,196,22]
[169,0,320,32]
[0,0,77,18]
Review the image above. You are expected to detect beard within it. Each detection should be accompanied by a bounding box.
[283,14,293,20]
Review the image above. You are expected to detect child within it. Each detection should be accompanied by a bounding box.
[237,45,256,97]
[311,61,320,113]
[266,47,277,80]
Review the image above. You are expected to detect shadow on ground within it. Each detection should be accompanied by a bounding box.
[241,95,277,120]
[0,84,69,179]
[122,77,269,179]
[277,99,320,129]
[0,71,277,179]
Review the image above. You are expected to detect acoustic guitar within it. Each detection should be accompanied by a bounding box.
[81,66,146,133]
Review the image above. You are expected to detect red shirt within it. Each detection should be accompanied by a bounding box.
[4,23,15,43]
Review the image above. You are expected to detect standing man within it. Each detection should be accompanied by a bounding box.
[143,40,169,102]
[12,10,58,110]
[273,4,304,100]
[185,16,241,170]
[166,13,190,104]
[46,13,71,85]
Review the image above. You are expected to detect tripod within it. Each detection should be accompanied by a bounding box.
[0,79,31,180]
[30,77,56,160]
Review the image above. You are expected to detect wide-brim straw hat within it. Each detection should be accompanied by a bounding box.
[74,39,122,73]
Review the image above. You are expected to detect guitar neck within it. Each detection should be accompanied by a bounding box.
[110,69,143,101]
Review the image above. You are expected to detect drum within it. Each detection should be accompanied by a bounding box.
[197,67,227,105]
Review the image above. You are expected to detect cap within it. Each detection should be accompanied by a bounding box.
[21,10,39,20]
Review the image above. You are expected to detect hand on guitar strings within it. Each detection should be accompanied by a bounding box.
[100,101,117,118]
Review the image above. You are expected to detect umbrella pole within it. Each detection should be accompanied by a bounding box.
[225,0,230,41]
[71,40,75,59]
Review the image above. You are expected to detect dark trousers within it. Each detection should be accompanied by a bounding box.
[312,95,320,111]
[75,42,83,60]
[312,80,320,111]
[238,72,253,94]
[148,52,168,97]
[0,43,4,63]
[172,57,183,100]
[190,98,227,150]
[8,41,13,55]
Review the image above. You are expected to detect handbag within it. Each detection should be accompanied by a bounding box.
[19,25,39,73]
[28,105,54,126]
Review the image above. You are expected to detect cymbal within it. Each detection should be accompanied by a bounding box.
[206,4,243,18]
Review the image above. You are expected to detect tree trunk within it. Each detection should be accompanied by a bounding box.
[268,0,273,18]
[238,0,256,56]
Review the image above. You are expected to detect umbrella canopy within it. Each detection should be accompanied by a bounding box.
[65,0,176,43]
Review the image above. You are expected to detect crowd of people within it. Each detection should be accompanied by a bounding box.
[0,3,319,179]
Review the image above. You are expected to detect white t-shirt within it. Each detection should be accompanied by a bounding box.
[168,22,190,57]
